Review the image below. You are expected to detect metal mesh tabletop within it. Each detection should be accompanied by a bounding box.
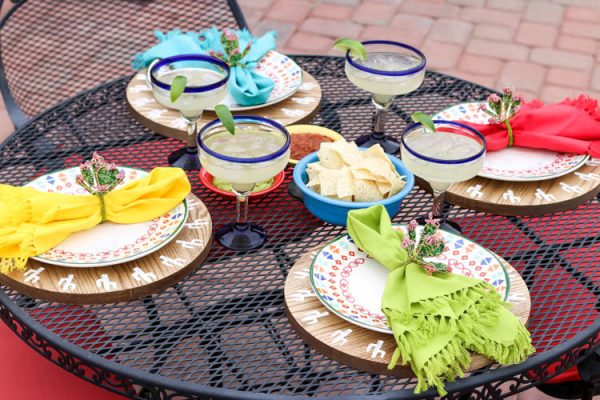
[0,56,598,399]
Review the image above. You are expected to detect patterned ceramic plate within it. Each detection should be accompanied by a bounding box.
[310,226,510,334]
[433,102,589,182]
[27,167,188,268]
[209,50,303,112]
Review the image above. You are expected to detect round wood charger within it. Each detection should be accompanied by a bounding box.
[436,158,600,216]
[126,70,322,144]
[284,247,531,378]
[0,194,211,304]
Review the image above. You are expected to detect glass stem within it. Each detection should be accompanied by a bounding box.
[232,186,253,229]
[183,113,201,147]
[432,189,446,220]
[372,96,393,139]
[236,192,249,227]
[186,118,198,147]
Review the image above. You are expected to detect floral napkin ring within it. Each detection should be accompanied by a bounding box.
[479,86,522,147]
[76,152,125,222]
[208,29,252,68]
[401,214,451,275]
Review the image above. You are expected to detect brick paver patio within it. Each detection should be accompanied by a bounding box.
[241,0,600,102]
[1,0,600,143]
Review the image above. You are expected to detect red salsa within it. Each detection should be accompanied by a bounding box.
[291,133,333,160]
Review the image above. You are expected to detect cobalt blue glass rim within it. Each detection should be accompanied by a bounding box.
[150,54,230,93]
[345,40,426,77]
[401,120,486,164]
[197,116,291,164]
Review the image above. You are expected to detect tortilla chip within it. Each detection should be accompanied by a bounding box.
[350,158,392,182]
[375,179,392,196]
[338,141,363,165]
[306,162,324,187]
[318,142,345,169]
[353,179,382,202]
[318,169,340,196]
[308,139,406,202]
[336,166,354,199]
[363,144,394,169]
[389,173,405,196]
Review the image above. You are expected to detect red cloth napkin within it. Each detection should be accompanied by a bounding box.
[459,95,600,158]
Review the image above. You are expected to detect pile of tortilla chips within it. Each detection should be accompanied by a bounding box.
[306,141,405,202]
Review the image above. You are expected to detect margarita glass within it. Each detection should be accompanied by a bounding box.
[401,120,485,230]
[345,40,426,154]
[149,54,230,170]
[198,116,291,250]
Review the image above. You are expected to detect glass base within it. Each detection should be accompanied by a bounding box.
[216,222,266,250]
[416,216,463,235]
[355,133,400,154]
[168,146,201,170]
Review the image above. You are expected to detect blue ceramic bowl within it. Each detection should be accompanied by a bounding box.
[293,151,415,226]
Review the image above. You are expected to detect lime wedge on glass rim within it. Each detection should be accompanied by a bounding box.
[411,112,437,133]
[333,38,366,61]
[214,104,235,135]
[170,75,187,103]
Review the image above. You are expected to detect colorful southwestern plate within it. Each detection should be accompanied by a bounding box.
[26,167,188,268]
[310,226,510,334]
[210,50,303,111]
[433,102,589,182]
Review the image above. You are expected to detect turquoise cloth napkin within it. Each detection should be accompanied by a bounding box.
[133,27,277,106]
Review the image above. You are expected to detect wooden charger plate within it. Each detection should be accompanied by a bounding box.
[0,194,211,304]
[285,247,531,378]
[438,158,600,216]
[126,70,322,143]
[430,102,600,216]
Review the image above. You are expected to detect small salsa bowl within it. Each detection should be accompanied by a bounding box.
[292,151,415,226]
[199,168,286,198]
[287,125,344,165]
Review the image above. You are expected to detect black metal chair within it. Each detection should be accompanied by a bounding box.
[0,0,248,129]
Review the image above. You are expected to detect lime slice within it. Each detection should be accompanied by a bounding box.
[333,38,366,60]
[214,104,235,135]
[170,75,187,103]
[411,112,436,133]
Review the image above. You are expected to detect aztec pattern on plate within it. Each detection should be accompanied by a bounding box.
[310,226,509,334]
[27,167,188,267]
[434,102,588,182]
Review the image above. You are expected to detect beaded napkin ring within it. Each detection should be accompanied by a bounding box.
[208,28,252,68]
[76,152,125,222]
[400,214,451,274]
[478,86,522,147]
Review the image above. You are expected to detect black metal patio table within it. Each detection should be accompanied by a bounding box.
[0,55,598,400]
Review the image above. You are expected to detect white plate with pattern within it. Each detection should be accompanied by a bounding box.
[433,102,589,182]
[310,226,510,334]
[27,167,188,268]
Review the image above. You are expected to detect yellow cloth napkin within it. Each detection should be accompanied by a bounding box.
[0,167,191,272]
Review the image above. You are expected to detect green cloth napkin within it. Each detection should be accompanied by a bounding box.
[347,205,534,395]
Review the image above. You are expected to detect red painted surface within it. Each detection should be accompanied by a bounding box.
[0,322,127,400]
